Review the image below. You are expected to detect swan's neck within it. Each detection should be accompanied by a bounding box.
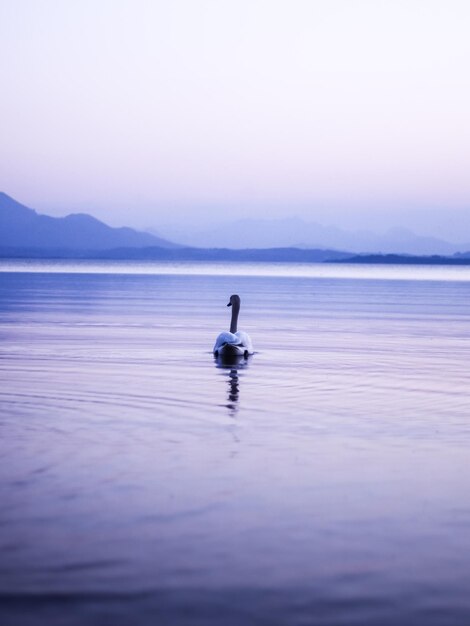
[230,303,240,333]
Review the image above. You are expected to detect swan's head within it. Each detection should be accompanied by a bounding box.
[227,294,241,307]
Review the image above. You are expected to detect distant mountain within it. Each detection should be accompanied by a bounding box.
[0,243,351,263]
[162,217,469,256]
[0,192,179,251]
[3,192,469,261]
[335,253,470,265]
[92,246,351,262]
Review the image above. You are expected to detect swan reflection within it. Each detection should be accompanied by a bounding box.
[214,354,251,417]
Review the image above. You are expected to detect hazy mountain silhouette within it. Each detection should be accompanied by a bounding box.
[3,193,469,263]
[0,192,179,251]
[164,217,469,256]
[91,246,351,262]
[334,254,470,265]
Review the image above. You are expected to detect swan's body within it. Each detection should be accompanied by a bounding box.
[213,330,254,357]
[213,295,254,358]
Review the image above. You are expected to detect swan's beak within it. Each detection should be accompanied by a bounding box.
[227,302,232,307]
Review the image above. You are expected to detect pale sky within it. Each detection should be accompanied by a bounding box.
[1,0,469,240]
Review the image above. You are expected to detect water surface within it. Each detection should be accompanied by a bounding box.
[1,260,470,625]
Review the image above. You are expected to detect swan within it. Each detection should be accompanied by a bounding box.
[213,294,254,358]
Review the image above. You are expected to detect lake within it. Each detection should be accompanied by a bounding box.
[1,259,470,625]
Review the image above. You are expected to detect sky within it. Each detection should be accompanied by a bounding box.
[1,0,469,241]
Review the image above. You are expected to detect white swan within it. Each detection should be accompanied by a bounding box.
[213,294,254,358]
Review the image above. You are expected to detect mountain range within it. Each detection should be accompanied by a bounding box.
[1,192,469,260]
[158,217,470,256]
[0,192,178,251]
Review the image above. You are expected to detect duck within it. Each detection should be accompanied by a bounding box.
[213,294,254,358]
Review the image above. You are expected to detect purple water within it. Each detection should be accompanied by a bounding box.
[1,261,470,625]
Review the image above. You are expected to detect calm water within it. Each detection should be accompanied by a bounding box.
[1,260,470,625]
